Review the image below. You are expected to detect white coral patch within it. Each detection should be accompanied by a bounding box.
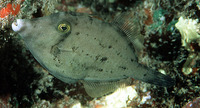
[175,17,200,50]
[101,86,138,107]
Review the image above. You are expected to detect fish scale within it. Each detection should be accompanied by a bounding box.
[12,12,175,97]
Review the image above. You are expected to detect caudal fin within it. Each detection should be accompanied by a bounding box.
[141,69,175,87]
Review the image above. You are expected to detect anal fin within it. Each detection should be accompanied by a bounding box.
[82,78,132,98]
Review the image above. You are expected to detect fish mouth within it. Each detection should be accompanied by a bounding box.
[12,19,24,32]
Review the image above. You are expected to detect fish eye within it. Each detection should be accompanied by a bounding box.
[57,22,71,33]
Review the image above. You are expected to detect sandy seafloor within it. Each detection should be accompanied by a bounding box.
[0,0,200,108]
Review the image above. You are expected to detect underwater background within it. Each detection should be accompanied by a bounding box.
[0,0,200,107]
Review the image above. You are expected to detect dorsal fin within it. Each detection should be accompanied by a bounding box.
[82,78,132,98]
[112,12,144,55]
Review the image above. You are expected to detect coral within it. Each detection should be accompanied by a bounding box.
[0,0,24,29]
[175,17,200,75]
[96,85,138,107]
[0,3,21,18]
[182,97,200,108]
[144,8,153,25]
[0,94,11,108]
[175,17,200,51]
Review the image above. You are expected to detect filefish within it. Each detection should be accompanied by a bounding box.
[12,12,175,97]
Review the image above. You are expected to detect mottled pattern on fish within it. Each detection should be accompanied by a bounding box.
[12,12,175,97]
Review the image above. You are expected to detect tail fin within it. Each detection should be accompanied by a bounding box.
[140,69,175,87]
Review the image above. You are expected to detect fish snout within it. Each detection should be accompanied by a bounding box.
[12,19,25,32]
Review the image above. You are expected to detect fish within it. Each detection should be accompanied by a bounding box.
[12,12,175,97]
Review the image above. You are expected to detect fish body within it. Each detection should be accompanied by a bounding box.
[12,12,175,97]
